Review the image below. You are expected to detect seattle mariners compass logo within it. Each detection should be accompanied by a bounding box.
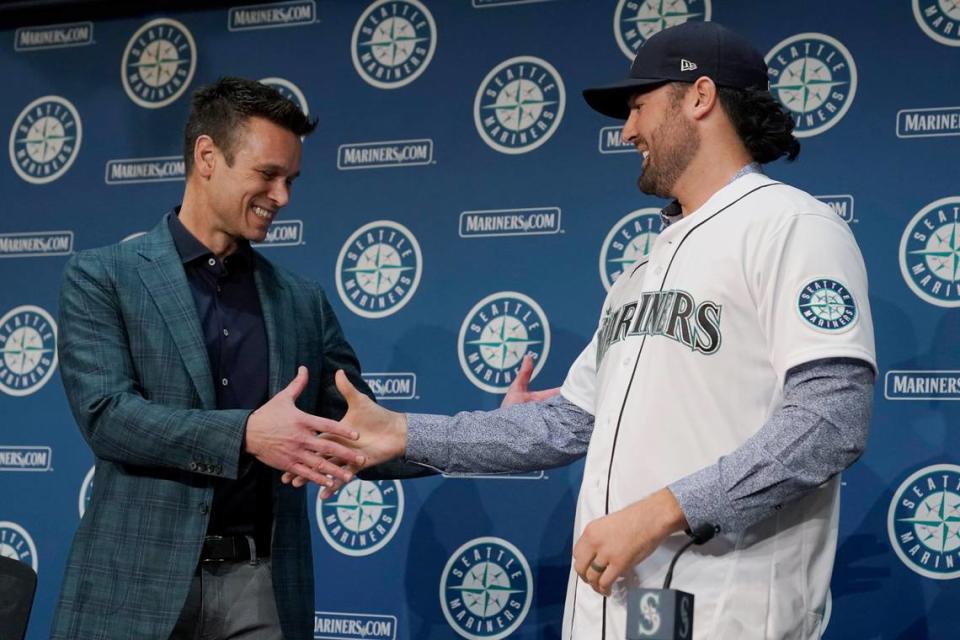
[0,521,38,572]
[796,278,858,332]
[440,536,533,640]
[913,0,960,46]
[887,464,960,580]
[9,96,82,185]
[335,220,422,318]
[599,208,663,290]
[474,56,566,155]
[766,33,857,138]
[317,479,404,556]
[259,77,309,115]
[121,18,197,108]
[351,0,437,89]
[0,305,58,397]
[899,196,960,308]
[613,0,711,60]
[458,292,550,394]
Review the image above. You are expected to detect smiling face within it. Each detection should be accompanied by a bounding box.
[621,83,700,199]
[204,115,302,246]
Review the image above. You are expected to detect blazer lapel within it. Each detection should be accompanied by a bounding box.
[136,217,216,408]
[253,256,292,397]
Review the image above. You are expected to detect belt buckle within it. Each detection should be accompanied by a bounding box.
[202,534,228,564]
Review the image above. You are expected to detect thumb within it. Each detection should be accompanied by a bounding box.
[514,353,535,390]
[335,369,364,406]
[283,365,309,401]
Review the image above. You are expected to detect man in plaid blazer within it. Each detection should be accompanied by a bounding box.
[52,78,369,639]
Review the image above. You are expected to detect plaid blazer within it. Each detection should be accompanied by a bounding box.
[51,215,368,639]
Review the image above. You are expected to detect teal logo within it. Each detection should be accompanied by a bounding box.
[259,77,309,115]
[614,0,710,60]
[599,208,663,290]
[335,220,422,318]
[79,465,94,517]
[796,278,857,331]
[121,18,196,108]
[9,95,82,185]
[458,292,550,394]
[899,196,960,308]
[888,464,960,580]
[913,0,960,46]
[351,0,437,89]
[766,33,857,138]
[0,521,38,572]
[440,536,533,640]
[317,479,404,557]
[474,56,565,155]
[0,305,58,397]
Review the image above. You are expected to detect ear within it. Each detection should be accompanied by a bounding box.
[193,134,218,179]
[689,76,719,121]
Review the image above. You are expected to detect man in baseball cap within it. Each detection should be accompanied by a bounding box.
[284,21,876,640]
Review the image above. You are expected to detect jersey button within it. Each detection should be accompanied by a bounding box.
[654,266,664,275]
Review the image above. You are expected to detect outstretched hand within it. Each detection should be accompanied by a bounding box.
[501,353,561,408]
[245,366,364,489]
[282,369,409,496]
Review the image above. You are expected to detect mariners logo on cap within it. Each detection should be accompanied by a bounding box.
[458,292,550,394]
[258,77,309,115]
[78,466,94,518]
[599,208,663,290]
[796,278,857,332]
[440,536,533,640]
[766,33,857,138]
[121,18,197,108]
[613,0,711,60]
[0,305,58,397]
[913,0,960,46]
[335,220,422,318]
[0,521,38,572]
[887,463,960,580]
[317,479,404,556]
[9,96,82,185]
[474,56,566,155]
[351,0,437,89]
[899,196,960,308]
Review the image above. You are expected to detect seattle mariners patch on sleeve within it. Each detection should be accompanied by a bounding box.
[795,277,858,332]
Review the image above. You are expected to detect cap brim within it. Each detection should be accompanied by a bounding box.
[582,78,668,119]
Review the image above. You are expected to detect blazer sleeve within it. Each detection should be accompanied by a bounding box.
[58,251,249,479]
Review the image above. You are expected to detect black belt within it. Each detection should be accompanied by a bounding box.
[200,535,267,563]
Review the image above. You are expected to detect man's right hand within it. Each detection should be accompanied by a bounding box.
[283,369,409,492]
[245,366,365,488]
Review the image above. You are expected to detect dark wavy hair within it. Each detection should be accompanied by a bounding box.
[183,76,317,175]
[716,86,800,164]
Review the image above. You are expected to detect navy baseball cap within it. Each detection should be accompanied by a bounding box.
[583,21,769,119]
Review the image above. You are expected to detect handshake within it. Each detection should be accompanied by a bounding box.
[244,355,555,498]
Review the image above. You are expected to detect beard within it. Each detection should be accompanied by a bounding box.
[637,110,700,199]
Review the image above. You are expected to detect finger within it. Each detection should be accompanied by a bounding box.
[303,431,365,466]
[288,462,334,488]
[298,451,355,484]
[515,353,534,390]
[281,471,294,484]
[572,538,593,581]
[283,365,309,401]
[304,414,359,442]
[596,564,619,596]
[293,475,309,489]
[335,369,364,405]
[586,559,607,593]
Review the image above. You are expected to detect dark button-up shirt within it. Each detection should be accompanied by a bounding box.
[168,211,272,550]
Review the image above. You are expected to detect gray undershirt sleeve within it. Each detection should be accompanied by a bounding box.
[404,394,594,473]
[669,358,875,535]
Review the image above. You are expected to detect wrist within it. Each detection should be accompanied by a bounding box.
[394,412,409,458]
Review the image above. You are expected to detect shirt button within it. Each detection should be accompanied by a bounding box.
[207,258,216,267]
[221,378,229,387]
[199,503,209,514]
[654,266,664,275]
[222,329,229,337]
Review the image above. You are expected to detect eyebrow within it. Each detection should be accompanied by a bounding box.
[257,163,300,179]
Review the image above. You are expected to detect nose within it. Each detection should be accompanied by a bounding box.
[621,111,640,144]
[269,179,290,208]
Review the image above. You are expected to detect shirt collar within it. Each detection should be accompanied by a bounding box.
[659,162,763,228]
[168,207,254,269]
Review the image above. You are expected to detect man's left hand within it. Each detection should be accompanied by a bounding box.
[572,488,688,596]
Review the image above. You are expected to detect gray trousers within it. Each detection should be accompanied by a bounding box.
[169,560,283,640]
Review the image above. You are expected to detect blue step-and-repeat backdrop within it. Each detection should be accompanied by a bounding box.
[1,1,958,638]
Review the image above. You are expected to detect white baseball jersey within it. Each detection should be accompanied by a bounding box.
[560,172,876,640]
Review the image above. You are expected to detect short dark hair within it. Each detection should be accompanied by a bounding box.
[183,76,317,175]
[716,86,800,164]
